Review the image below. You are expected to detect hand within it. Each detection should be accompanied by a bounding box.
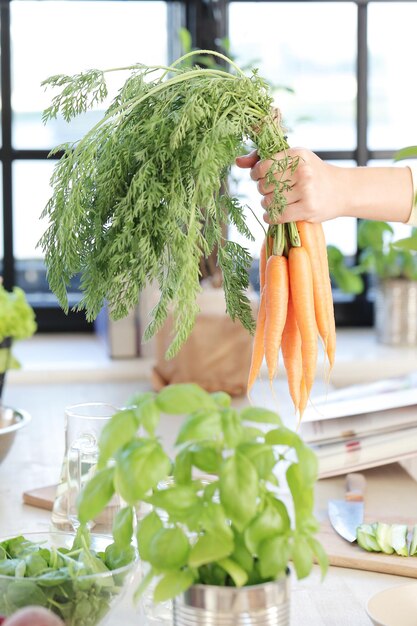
[235,147,349,224]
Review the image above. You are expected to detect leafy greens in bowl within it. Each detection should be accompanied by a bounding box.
[0,529,137,626]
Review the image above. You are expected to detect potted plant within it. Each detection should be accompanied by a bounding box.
[0,283,37,402]
[77,383,327,625]
[328,219,417,346]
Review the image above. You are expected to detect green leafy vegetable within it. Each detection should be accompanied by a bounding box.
[40,51,291,357]
[0,529,136,625]
[77,383,326,603]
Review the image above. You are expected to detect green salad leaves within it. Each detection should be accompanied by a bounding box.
[0,527,136,626]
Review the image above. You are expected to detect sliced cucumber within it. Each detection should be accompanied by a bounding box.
[375,522,395,554]
[356,524,381,552]
[390,524,408,556]
[410,525,417,556]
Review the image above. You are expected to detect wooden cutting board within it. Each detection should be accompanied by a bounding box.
[317,516,417,578]
[23,484,56,511]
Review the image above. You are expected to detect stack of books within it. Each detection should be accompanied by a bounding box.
[299,374,417,479]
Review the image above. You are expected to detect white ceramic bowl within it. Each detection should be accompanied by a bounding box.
[0,406,31,464]
[366,582,417,626]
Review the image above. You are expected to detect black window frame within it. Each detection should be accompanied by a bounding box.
[0,0,413,331]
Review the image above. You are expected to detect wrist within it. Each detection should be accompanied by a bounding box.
[341,166,413,223]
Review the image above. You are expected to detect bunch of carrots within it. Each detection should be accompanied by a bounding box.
[247,220,336,419]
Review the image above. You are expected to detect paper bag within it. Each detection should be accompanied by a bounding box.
[151,286,257,397]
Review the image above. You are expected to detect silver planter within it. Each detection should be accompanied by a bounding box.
[374,279,417,346]
[173,576,290,626]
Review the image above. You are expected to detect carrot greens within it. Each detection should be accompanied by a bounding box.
[39,51,291,356]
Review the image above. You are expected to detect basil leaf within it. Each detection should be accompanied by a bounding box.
[137,511,163,562]
[175,409,222,445]
[189,531,234,568]
[238,442,276,479]
[98,408,139,467]
[258,535,290,579]
[244,501,290,554]
[146,485,199,522]
[114,439,171,504]
[291,535,314,580]
[217,557,248,587]
[156,384,217,414]
[219,452,258,532]
[240,407,282,425]
[148,528,190,571]
[221,408,244,447]
[153,569,194,603]
[77,466,115,524]
[112,506,134,549]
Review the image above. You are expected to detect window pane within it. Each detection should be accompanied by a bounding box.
[369,3,417,151]
[229,2,357,151]
[11,1,168,149]
[13,160,55,260]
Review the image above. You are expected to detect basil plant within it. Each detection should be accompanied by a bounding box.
[77,384,327,603]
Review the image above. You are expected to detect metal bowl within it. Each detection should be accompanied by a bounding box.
[0,405,31,464]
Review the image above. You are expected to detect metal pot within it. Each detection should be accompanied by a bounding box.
[173,575,290,626]
[374,279,417,346]
[0,336,12,401]
[0,406,31,464]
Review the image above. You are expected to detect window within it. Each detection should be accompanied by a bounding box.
[2,0,416,331]
[1,0,168,329]
[228,0,417,325]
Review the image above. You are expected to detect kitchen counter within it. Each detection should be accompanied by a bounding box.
[1,379,417,625]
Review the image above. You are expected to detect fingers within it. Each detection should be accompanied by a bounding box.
[235,149,259,169]
[263,202,304,225]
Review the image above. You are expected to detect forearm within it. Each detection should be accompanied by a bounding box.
[335,165,413,223]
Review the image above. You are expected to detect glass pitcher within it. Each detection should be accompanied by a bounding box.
[51,402,119,533]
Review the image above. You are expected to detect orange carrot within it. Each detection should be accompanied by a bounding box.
[247,291,266,395]
[264,254,289,382]
[313,223,336,371]
[247,237,270,395]
[296,221,330,350]
[288,246,318,396]
[298,378,309,422]
[281,293,303,411]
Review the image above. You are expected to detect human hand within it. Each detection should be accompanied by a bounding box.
[235,147,349,224]
[1,607,65,626]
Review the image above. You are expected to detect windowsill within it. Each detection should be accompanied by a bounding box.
[7,328,417,388]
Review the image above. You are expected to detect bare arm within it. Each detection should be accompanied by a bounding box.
[235,148,414,224]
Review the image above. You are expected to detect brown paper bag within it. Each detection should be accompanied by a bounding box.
[151,286,257,397]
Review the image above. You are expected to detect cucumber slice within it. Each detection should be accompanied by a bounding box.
[390,524,408,556]
[375,522,395,554]
[410,525,417,556]
[356,524,381,552]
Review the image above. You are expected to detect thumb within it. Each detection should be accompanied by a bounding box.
[235,149,259,169]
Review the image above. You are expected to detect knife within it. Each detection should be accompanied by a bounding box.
[328,473,366,542]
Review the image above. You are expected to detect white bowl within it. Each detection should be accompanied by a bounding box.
[366,582,417,626]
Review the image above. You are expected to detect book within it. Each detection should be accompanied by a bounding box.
[298,374,417,478]
[300,373,417,443]
[315,424,417,478]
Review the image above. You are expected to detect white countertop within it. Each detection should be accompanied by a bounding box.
[2,370,417,625]
[8,328,417,389]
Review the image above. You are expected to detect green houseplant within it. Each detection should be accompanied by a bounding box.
[329,219,417,346]
[77,383,327,625]
[0,284,37,401]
